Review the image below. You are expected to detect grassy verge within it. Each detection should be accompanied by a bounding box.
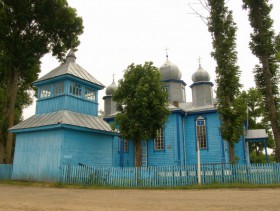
[1,180,280,190]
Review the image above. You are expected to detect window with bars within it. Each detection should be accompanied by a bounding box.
[70,82,81,96]
[154,127,164,150]
[53,82,64,96]
[40,85,51,98]
[85,87,95,101]
[196,116,207,149]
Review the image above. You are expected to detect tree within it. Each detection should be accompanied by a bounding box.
[0,0,83,163]
[207,0,247,163]
[113,62,169,167]
[242,0,280,162]
[240,88,275,162]
[275,33,280,62]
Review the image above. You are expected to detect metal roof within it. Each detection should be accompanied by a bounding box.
[178,102,216,113]
[34,51,104,87]
[245,129,268,139]
[10,110,114,133]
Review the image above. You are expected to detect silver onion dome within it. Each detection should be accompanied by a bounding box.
[159,59,182,81]
[192,64,210,82]
[105,79,118,95]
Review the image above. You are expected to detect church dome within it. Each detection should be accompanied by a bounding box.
[159,59,182,80]
[105,80,118,95]
[192,64,210,82]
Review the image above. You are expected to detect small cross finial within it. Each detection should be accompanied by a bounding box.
[112,73,115,82]
[164,47,169,60]
[198,57,202,67]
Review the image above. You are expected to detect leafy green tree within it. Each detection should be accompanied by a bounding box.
[242,0,280,162]
[0,0,83,163]
[275,33,280,62]
[113,62,169,167]
[207,0,246,163]
[240,88,275,163]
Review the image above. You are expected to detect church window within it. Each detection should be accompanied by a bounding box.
[196,116,207,149]
[53,82,64,96]
[70,82,81,96]
[154,127,164,150]
[85,87,96,101]
[40,85,51,98]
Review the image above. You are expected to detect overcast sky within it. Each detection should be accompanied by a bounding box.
[23,0,280,119]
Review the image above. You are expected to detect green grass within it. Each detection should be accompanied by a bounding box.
[1,180,280,190]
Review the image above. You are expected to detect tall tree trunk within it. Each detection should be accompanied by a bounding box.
[261,57,280,162]
[229,143,235,164]
[0,140,4,163]
[134,139,142,167]
[243,0,280,163]
[0,85,8,163]
[5,68,20,164]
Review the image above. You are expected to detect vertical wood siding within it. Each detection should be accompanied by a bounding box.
[36,95,98,116]
[62,129,113,167]
[0,164,13,180]
[185,112,226,165]
[147,114,181,166]
[113,137,135,167]
[12,130,63,182]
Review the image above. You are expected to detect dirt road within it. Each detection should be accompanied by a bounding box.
[0,184,280,210]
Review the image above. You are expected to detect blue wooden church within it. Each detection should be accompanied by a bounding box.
[10,51,268,181]
[104,57,268,167]
[104,56,252,167]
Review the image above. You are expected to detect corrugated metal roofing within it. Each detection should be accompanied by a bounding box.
[34,60,104,87]
[10,110,114,133]
[245,129,268,139]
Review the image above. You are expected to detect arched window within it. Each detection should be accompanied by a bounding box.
[196,116,207,149]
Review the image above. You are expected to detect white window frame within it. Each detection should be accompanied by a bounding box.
[53,82,64,96]
[85,87,95,101]
[70,82,81,96]
[40,85,51,98]
[196,116,207,149]
[154,127,164,150]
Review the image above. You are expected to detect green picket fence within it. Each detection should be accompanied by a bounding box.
[0,164,13,180]
[61,163,280,187]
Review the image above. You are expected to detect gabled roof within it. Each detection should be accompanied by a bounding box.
[245,129,268,140]
[34,50,104,88]
[10,110,114,133]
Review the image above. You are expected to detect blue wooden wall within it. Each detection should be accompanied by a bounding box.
[62,129,113,167]
[112,136,135,167]
[147,113,184,166]
[36,95,98,116]
[13,129,63,181]
[234,137,248,164]
[185,112,228,165]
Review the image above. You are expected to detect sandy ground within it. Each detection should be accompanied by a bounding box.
[0,184,280,211]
